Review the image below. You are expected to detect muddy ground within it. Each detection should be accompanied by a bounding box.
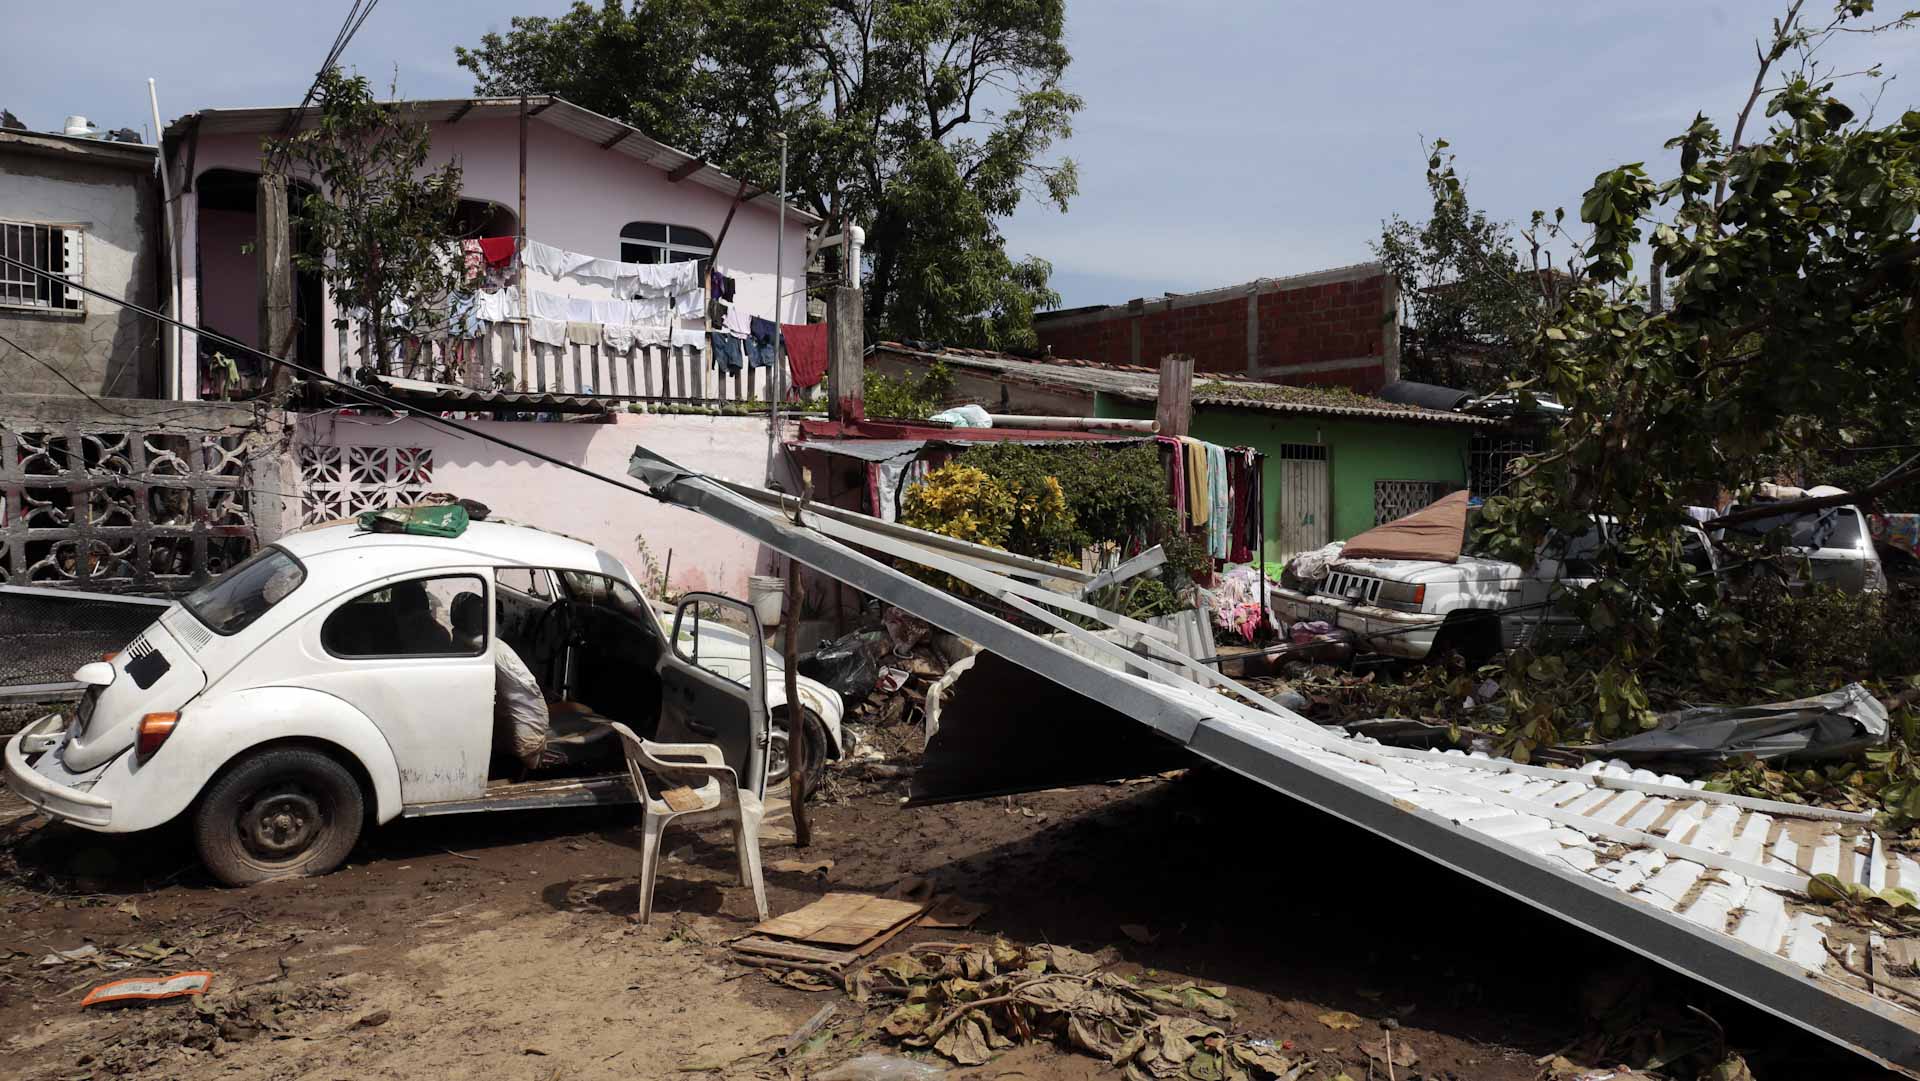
[0,755,1903,1080]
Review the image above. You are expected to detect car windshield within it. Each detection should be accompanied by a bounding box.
[1724,505,1862,549]
[183,547,306,636]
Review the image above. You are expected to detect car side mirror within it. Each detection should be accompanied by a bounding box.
[74,661,115,688]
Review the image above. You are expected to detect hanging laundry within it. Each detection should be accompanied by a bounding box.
[721,301,751,338]
[460,239,484,283]
[566,321,598,345]
[477,236,518,269]
[747,316,778,369]
[1228,451,1254,563]
[524,239,592,278]
[448,292,481,339]
[472,287,519,323]
[709,332,744,374]
[573,257,629,284]
[1182,437,1209,528]
[670,326,708,349]
[781,322,829,389]
[602,323,635,354]
[528,291,570,320]
[528,317,568,347]
[710,269,737,302]
[590,298,629,325]
[672,287,705,318]
[626,261,702,298]
[1207,443,1231,559]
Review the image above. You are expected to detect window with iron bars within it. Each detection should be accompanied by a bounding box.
[0,221,84,313]
[1469,433,1542,498]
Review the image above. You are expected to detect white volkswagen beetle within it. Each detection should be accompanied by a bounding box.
[4,519,843,886]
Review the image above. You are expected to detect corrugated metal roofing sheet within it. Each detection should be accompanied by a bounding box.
[173,97,820,224]
[873,343,1491,426]
[630,445,1920,1075]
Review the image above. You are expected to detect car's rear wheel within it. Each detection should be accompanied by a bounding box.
[194,747,364,887]
[767,708,830,789]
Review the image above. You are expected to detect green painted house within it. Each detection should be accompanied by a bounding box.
[866,343,1496,564]
[1094,383,1489,563]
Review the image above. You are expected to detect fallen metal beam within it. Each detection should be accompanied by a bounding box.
[627,445,1920,1075]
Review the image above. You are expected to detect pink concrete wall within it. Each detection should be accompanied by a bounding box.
[294,411,783,598]
[197,208,258,347]
[177,116,810,388]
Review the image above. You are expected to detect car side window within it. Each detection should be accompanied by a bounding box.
[558,570,652,625]
[496,567,551,599]
[321,574,489,658]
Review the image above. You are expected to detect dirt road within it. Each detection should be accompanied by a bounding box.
[0,765,1899,1080]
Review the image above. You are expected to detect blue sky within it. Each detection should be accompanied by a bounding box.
[10,1,1918,308]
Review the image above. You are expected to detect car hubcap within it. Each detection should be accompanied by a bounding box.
[240,787,323,861]
[768,726,790,779]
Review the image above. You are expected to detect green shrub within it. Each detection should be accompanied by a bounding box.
[864,361,954,420]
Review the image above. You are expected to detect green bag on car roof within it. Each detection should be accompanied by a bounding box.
[358,504,470,538]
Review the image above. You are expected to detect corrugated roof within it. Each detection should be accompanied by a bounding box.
[169,96,820,224]
[872,342,1492,426]
[320,375,614,415]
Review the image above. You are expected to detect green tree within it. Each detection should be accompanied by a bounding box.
[271,68,471,372]
[455,0,1080,349]
[1375,141,1552,392]
[1475,0,1920,739]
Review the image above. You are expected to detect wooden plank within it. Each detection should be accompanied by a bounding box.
[730,936,857,965]
[751,892,928,947]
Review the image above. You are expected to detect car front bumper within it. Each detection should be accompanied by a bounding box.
[3,714,115,828]
[1269,587,1441,660]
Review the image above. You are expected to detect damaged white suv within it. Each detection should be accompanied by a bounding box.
[1272,506,1715,662]
[4,520,842,886]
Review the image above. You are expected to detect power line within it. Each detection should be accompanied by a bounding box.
[0,250,665,506]
[264,0,383,174]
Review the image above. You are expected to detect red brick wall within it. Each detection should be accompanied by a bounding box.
[1036,270,1393,391]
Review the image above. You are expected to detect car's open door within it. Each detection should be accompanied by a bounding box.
[656,593,769,798]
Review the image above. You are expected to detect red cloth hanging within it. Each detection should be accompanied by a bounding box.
[781,322,829,390]
[477,236,518,269]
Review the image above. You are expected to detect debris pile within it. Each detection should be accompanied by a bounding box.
[72,979,353,1077]
[805,608,968,738]
[843,939,1318,1079]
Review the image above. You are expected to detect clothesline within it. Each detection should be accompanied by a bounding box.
[446,234,828,391]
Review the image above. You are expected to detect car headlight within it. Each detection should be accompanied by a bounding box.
[1376,581,1426,610]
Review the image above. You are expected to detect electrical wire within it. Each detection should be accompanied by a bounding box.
[0,250,664,505]
[263,0,383,173]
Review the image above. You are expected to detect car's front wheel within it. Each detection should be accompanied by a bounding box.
[766,708,831,789]
[193,747,365,887]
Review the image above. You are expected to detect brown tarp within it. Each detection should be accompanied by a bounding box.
[1339,490,1469,563]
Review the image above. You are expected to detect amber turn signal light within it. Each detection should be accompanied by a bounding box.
[135,712,179,764]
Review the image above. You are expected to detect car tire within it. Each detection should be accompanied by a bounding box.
[194,747,365,887]
[767,708,831,789]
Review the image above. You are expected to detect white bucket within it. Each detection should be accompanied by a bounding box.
[748,575,786,628]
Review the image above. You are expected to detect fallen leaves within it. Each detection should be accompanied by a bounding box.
[846,938,1314,1079]
[1315,1010,1364,1031]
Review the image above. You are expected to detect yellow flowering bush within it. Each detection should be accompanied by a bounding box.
[902,464,1017,549]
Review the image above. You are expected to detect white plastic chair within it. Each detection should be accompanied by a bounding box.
[607,721,768,923]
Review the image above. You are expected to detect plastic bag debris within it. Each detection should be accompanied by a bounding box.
[81,971,214,1008]
[927,404,991,429]
[800,630,889,701]
[1580,682,1889,767]
[813,1053,947,1080]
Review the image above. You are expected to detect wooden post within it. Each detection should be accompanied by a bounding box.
[258,171,295,394]
[517,96,530,379]
[785,554,810,847]
[1157,352,1194,438]
[826,285,864,422]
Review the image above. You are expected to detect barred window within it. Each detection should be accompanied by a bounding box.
[0,221,84,312]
